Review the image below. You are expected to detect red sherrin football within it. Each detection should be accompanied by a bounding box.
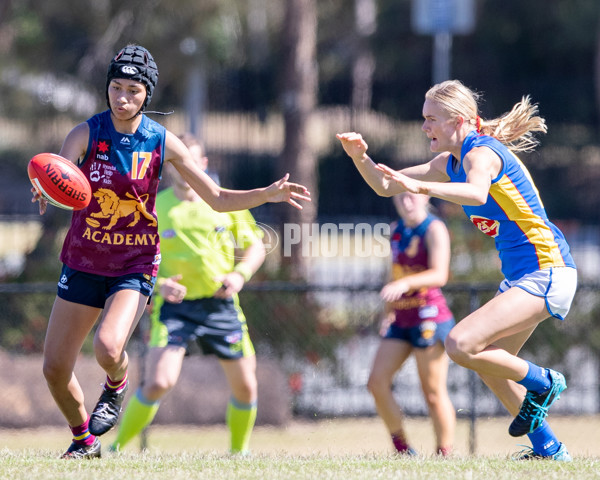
[28,153,91,210]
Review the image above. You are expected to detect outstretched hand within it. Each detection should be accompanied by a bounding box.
[266,173,311,210]
[375,163,424,194]
[336,132,368,160]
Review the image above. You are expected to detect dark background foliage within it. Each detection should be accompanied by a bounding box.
[1,0,600,360]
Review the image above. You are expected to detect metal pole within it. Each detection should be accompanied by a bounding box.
[432,31,452,84]
[186,65,206,138]
[138,311,150,451]
[468,287,480,455]
[180,38,206,138]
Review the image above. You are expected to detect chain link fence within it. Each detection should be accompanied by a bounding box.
[237,282,599,417]
[239,281,599,453]
[0,279,598,421]
[0,279,598,452]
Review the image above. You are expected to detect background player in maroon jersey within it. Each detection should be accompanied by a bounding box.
[367,192,455,456]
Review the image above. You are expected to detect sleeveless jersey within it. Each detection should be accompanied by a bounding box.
[389,214,453,328]
[446,131,575,281]
[60,110,165,276]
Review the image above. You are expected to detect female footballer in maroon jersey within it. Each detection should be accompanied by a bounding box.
[367,192,455,456]
[32,44,310,459]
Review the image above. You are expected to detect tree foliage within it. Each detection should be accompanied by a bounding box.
[1,0,599,123]
[0,0,599,356]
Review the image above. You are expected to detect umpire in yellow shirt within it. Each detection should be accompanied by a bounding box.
[112,133,265,455]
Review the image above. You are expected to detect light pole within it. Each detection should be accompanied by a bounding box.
[411,0,476,84]
[180,37,206,137]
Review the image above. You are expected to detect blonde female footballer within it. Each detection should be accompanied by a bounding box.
[337,80,576,461]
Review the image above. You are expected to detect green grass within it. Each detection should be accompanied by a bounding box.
[0,450,598,480]
[0,417,598,479]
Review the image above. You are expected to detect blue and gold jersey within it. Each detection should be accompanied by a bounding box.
[446,131,575,281]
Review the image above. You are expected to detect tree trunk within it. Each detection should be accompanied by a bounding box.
[596,15,600,129]
[279,0,318,278]
[352,0,377,113]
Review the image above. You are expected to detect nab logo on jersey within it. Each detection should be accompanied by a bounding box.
[96,139,111,162]
[470,215,500,237]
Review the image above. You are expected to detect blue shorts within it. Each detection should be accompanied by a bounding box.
[56,265,156,309]
[384,318,455,349]
[149,296,255,360]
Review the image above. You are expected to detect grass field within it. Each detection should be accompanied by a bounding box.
[0,416,598,479]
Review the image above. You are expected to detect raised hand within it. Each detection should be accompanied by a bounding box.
[336,132,368,160]
[265,173,311,210]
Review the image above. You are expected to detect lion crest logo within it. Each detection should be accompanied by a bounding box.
[90,188,157,230]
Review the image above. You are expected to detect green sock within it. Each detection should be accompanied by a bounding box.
[226,398,257,453]
[111,388,160,451]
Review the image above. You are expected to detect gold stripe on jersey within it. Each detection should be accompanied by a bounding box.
[490,175,566,269]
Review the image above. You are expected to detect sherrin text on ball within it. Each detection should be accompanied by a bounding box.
[28,153,91,210]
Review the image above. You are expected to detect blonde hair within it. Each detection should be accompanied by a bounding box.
[425,80,547,152]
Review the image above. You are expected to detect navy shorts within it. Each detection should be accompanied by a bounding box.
[384,318,455,349]
[56,265,156,309]
[149,296,255,360]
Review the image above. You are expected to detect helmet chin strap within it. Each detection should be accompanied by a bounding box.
[109,104,173,122]
[143,109,174,116]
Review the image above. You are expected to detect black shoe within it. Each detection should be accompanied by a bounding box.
[61,437,101,459]
[89,383,128,436]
